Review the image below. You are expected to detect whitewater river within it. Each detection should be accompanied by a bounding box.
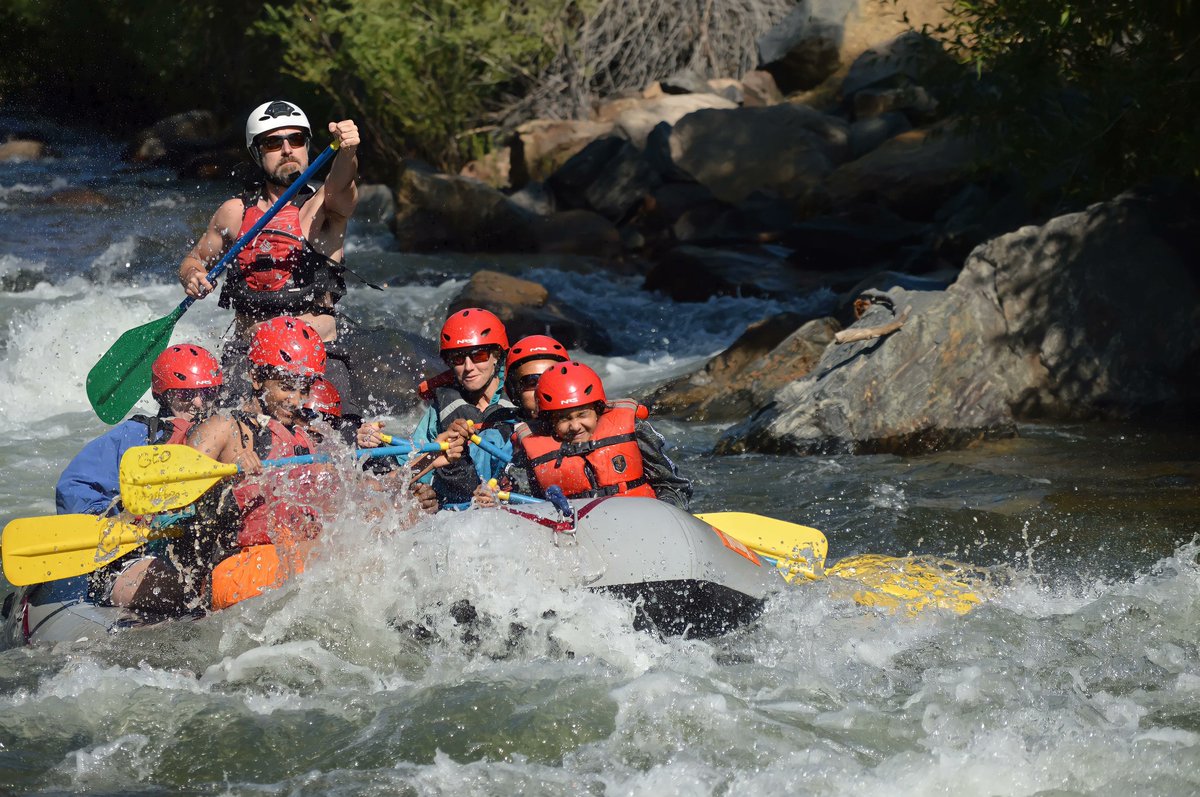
[1,121,1198,795]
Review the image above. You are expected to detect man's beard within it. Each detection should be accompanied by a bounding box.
[265,164,302,187]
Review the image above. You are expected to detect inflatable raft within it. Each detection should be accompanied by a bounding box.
[1,496,778,647]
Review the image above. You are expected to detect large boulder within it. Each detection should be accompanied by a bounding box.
[597,94,739,149]
[127,110,228,166]
[650,314,838,421]
[669,104,850,204]
[757,0,952,94]
[391,161,536,252]
[825,126,976,219]
[532,210,622,259]
[353,183,396,226]
[582,141,662,221]
[448,270,615,354]
[716,191,1200,456]
[459,146,511,190]
[509,120,615,188]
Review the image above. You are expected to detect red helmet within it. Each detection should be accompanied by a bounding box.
[151,344,222,394]
[304,376,342,417]
[248,316,326,376]
[507,335,569,370]
[536,362,607,412]
[439,308,509,353]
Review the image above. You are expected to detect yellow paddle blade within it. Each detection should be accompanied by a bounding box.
[1,514,181,586]
[696,512,829,581]
[826,554,986,616]
[120,444,238,514]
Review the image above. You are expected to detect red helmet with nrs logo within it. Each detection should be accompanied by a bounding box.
[507,335,569,370]
[536,362,607,413]
[439,308,509,353]
[304,376,342,417]
[248,316,326,376]
[151,344,222,395]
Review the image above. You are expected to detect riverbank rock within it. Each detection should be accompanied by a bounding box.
[0,139,45,161]
[644,245,830,302]
[448,270,614,354]
[510,120,615,188]
[391,161,536,252]
[716,190,1200,456]
[127,110,228,166]
[597,94,739,148]
[757,0,952,94]
[354,183,396,226]
[650,314,838,421]
[459,147,511,190]
[669,105,850,204]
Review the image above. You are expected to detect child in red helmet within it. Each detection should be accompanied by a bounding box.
[508,361,692,510]
[53,343,224,614]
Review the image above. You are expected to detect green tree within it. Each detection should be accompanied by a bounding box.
[931,0,1200,206]
[257,0,585,172]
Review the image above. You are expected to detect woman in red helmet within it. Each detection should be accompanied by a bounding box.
[51,343,223,614]
[510,361,693,510]
[405,308,521,507]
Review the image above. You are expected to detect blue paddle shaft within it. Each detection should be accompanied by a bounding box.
[178,143,339,313]
[261,442,444,469]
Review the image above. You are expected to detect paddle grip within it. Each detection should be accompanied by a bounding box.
[178,143,339,312]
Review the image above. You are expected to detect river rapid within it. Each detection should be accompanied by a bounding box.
[1,121,1198,795]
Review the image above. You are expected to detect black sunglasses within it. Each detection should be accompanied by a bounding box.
[172,386,220,403]
[444,347,494,367]
[258,132,309,152]
[515,372,542,391]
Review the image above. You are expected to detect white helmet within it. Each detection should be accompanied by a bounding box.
[245,100,311,165]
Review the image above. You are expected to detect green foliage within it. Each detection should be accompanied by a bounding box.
[0,1,287,127]
[931,0,1200,206]
[256,0,586,172]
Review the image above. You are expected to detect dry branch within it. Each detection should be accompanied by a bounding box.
[834,306,913,344]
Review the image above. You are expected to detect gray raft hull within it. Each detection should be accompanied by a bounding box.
[2,497,779,646]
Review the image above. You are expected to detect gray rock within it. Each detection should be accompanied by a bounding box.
[651,314,838,421]
[583,142,662,221]
[669,104,850,204]
[644,245,835,302]
[354,183,395,226]
[757,2,852,92]
[391,161,536,252]
[841,30,949,97]
[848,112,912,159]
[717,192,1200,456]
[509,181,557,216]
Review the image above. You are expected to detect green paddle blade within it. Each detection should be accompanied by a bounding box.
[87,305,186,424]
[120,444,239,514]
[1,514,181,586]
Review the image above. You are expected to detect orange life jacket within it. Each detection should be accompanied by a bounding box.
[515,399,656,500]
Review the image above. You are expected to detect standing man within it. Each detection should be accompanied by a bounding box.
[178,100,361,411]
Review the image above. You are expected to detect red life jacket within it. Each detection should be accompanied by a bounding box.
[229,416,329,548]
[217,189,347,320]
[515,399,656,500]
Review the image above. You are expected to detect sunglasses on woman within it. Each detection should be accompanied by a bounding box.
[172,387,220,403]
[258,132,309,152]
[443,347,494,367]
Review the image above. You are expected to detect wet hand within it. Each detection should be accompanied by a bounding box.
[234,448,263,475]
[182,264,214,299]
[411,481,438,515]
[329,120,360,150]
[357,421,385,448]
[472,481,498,508]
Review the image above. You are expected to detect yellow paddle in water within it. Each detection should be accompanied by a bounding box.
[119,441,449,514]
[1,514,182,586]
[697,512,983,614]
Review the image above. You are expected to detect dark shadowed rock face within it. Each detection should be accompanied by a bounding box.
[650,314,838,421]
[716,192,1200,456]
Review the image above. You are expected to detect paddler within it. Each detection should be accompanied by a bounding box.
[177,100,363,412]
[509,361,693,509]
[362,308,520,509]
[188,316,460,608]
[54,343,223,612]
